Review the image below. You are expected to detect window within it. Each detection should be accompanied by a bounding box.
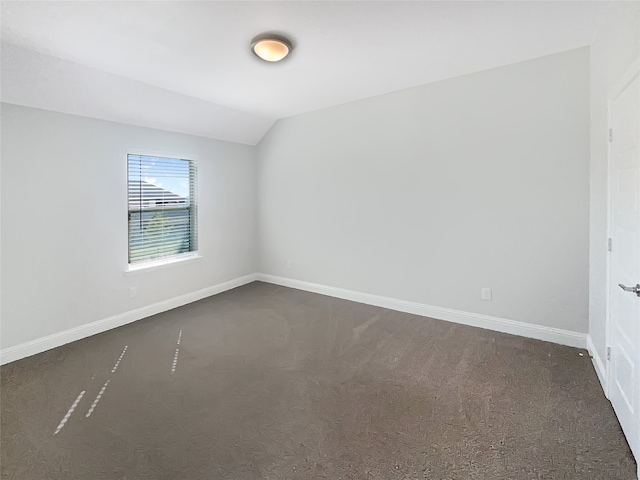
[127,154,197,266]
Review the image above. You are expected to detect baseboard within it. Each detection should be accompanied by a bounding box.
[0,273,258,365]
[256,274,588,349]
[587,335,608,397]
[2,272,589,365]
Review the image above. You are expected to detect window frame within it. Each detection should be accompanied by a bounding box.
[125,152,199,272]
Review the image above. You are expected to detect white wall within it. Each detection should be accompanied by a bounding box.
[1,103,258,350]
[258,48,590,333]
[0,46,597,356]
[589,1,640,363]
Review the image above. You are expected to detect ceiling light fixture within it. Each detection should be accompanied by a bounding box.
[251,34,292,63]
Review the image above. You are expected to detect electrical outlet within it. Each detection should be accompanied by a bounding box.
[481,288,492,300]
[286,260,292,269]
[129,287,137,298]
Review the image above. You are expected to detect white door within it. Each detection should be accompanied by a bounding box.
[609,64,640,461]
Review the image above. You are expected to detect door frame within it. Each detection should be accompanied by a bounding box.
[605,56,640,441]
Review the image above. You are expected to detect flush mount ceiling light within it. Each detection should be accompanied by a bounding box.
[251,34,292,63]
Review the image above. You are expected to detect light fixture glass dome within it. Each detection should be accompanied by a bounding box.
[251,35,292,62]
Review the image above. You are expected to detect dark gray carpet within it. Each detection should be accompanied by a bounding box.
[1,282,636,479]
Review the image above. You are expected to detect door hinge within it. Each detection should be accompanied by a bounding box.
[607,346,611,361]
[608,238,612,252]
[609,129,613,142]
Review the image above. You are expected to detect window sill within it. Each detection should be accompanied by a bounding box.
[125,253,202,275]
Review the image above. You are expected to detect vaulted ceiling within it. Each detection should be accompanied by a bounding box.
[1,1,609,145]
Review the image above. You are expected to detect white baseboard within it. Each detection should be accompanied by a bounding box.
[256,274,588,349]
[0,273,258,365]
[2,272,589,365]
[587,335,608,397]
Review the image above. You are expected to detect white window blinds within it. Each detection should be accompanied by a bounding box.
[127,154,197,265]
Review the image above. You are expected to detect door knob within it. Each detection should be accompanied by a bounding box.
[618,283,640,297]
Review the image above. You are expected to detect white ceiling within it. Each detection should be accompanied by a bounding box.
[1,1,609,145]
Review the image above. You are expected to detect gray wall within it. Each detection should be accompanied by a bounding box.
[1,104,258,349]
[1,46,595,354]
[258,48,590,333]
[589,1,640,362]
